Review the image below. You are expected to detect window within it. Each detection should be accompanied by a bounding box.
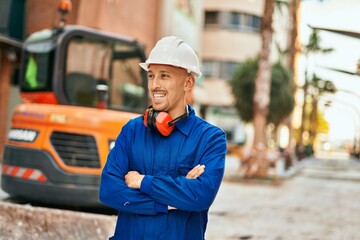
[22,40,56,91]
[204,11,219,28]
[229,12,261,32]
[229,12,241,29]
[250,15,261,31]
[110,43,145,111]
[202,60,240,80]
[220,62,239,80]
[202,61,219,78]
[65,38,110,106]
[204,10,261,32]
[64,36,146,111]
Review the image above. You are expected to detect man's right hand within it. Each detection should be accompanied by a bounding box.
[168,164,206,210]
[186,164,205,179]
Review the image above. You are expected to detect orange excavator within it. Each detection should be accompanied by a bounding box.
[1,1,148,206]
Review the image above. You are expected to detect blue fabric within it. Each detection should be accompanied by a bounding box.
[100,105,227,240]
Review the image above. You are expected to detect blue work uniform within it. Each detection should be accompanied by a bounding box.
[100,105,227,240]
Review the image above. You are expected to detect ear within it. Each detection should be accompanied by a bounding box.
[184,75,195,91]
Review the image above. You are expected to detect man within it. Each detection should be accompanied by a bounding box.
[99,36,227,240]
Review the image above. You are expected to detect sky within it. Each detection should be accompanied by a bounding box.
[298,0,360,143]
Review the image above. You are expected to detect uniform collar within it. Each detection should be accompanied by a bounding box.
[174,104,195,136]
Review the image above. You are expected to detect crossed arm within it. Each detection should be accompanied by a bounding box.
[125,164,205,188]
[125,164,205,210]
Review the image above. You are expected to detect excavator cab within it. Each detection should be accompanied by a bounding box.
[20,26,148,112]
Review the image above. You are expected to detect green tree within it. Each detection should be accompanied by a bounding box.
[269,62,296,126]
[231,58,295,127]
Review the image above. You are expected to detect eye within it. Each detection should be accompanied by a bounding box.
[161,73,170,79]
[147,73,154,79]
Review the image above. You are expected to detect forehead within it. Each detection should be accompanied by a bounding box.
[148,64,187,75]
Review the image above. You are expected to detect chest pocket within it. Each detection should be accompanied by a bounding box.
[176,153,197,177]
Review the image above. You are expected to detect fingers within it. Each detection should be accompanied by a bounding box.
[125,171,144,189]
[186,164,205,179]
[125,171,136,185]
[168,205,177,210]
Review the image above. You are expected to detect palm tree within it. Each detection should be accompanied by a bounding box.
[288,0,301,73]
[297,29,333,159]
[250,0,275,176]
[253,0,275,145]
[308,75,336,142]
[285,0,301,157]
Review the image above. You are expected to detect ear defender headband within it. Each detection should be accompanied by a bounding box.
[143,106,189,136]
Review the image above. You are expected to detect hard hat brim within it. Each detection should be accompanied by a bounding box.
[139,62,148,71]
[139,62,202,78]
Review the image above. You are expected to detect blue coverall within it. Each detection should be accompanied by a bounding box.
[100,105,227,240]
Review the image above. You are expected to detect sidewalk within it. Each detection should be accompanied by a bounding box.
[224,153,360,182]
[299,156,360,182]
[206,154,360,240]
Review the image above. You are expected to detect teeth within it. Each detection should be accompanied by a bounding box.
[154,94,165,99]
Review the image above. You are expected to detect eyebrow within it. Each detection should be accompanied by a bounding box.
[148,70,172,74]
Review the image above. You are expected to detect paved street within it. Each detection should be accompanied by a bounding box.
[206,155,360,240]
[1,153,360,240]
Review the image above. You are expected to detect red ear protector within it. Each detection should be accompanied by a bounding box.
[143,105,189,136]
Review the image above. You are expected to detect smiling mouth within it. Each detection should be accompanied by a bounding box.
[153,93,166,99]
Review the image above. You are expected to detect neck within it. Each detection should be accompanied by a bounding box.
[168,105,189,126]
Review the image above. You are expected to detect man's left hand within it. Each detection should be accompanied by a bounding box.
[125,171,144,189]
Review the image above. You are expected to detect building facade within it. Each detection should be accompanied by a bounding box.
[0,0,204,159]
[199,0,292,147]
[198,0,264,145]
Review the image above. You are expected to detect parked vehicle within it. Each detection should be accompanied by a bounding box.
[1,2,148,206]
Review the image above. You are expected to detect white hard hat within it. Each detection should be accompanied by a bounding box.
[139,36,202,78]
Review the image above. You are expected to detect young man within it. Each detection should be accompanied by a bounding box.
[99,36,227,240]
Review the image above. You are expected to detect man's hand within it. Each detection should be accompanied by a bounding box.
[168,164,206,211]
[168,206,176,210]
[125,171,144,189]
[186,164,205,179]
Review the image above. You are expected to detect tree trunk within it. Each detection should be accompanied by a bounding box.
[288,0,300,73]
[253,0,275,145]
[297,78,308,160]
[309,94,318,143]
[284,0,301,163]
[248,0,275,177]
[287,0,301,143]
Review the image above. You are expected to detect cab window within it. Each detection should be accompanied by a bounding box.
[22,40,55,91]
[64,36,146,111]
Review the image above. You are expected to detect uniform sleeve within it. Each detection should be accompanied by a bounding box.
[99,121,167,215]
[139,128,227,212]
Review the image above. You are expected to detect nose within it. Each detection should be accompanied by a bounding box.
[149,74,160,89]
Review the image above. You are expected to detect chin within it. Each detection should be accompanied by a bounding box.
[152,103,167,112]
